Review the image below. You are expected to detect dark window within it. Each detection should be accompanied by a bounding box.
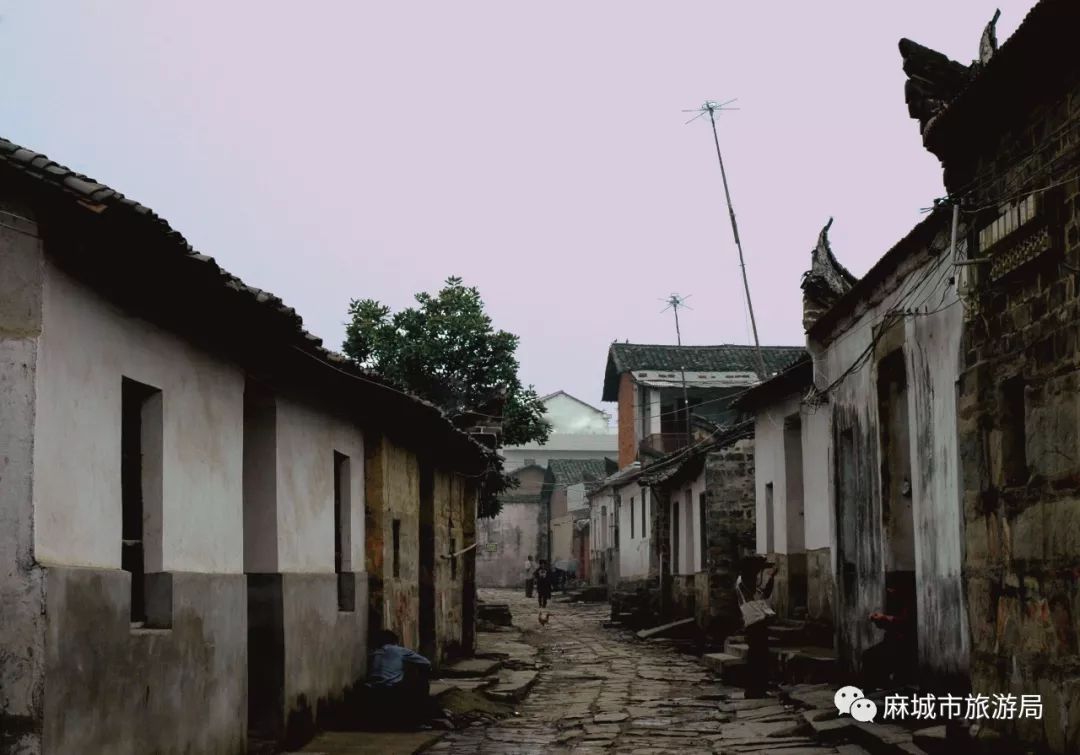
[121,377,162,626]
[630,497,635,539]
[1002,376,1028,486]
[334,452,354,612]
[392,519,401,579]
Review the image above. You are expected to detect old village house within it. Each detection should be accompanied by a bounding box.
[901,0,1080,748]
[737,212,971,686]
[0,137,490,755]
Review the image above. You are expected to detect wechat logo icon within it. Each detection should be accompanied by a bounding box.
[834,686,877,722]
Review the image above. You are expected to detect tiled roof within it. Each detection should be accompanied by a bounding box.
[0,136,493,470]
[918,0,1077,171]
[732,354,813,412]
[638,420,755,487]
[602,343,806,401]
[547,458,616,486]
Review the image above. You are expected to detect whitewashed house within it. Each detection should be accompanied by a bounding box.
[0,137,490,754]
[500,391,616,471]
[586,464,651,590]
[737,215,969,683]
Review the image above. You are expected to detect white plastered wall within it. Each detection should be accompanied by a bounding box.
[33,259,245,573]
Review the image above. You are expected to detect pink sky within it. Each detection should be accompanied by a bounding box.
[0,2,1030,408]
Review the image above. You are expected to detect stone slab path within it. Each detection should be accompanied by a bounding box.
[432,589,848,754]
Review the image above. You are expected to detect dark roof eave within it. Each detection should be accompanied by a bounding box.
[0,137,492,473]
[922,0,1078,167]
[732,355,813,412]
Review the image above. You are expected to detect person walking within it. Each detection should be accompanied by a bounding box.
[736,556,776,699]
[534,559,553,609]
[524,555,535,598]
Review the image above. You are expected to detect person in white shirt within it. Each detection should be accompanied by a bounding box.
[524,555,535,597]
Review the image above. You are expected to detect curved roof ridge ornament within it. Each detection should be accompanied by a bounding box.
[979,9,1002,66]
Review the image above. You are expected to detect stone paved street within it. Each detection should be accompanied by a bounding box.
[432,589,842,755]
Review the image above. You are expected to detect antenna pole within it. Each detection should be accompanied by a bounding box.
[704,102,768,381]
[665,294,692,449]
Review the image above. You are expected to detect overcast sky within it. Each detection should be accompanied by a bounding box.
[0,2,1030,409]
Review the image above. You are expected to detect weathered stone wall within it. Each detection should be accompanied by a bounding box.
[476,466,546,587]
[956,70,1080,752]
[433,471,465,665]
[701,440,757,637]
[365,436,421,650]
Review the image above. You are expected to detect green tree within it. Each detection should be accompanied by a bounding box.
[344,277,550,516]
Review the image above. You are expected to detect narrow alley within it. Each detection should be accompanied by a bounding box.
[431,590,840,755]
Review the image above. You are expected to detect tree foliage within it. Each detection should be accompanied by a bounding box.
[343,277,550,516]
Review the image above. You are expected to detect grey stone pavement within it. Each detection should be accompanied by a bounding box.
[432,588,845,755]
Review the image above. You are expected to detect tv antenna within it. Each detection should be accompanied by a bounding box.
[684,100,768,381]
[661,293,692,446]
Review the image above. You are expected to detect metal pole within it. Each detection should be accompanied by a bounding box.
[672,301,691,448]
[705,103,769,381]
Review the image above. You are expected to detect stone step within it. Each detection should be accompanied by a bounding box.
[430,676,497,697]
[835,746,873,755]
[851,720,928,755]
[635,617,696,640]
[482,669,539,703]
[437,657,501,678]
[702,652,746,675]
[801,709,856,738]
[724,639,749,658]
[783,683,838,711]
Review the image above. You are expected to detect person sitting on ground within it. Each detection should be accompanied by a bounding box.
[534,560,553,609]
[364,629,434,729]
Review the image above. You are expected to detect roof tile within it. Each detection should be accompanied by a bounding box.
[0,133,494,469]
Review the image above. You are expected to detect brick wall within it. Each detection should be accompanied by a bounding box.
[617,373,637,468]
[701,440,757,637]
[956,70,1080,753]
